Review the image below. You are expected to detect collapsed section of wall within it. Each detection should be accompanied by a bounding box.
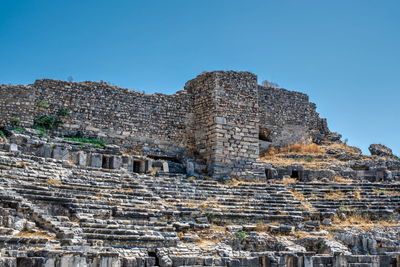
[258,85,330,148]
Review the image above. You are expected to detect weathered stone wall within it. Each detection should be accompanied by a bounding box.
[0,71,333,179]
[0,80,190,156]
[258,85,329,148]
[185,71,263,179]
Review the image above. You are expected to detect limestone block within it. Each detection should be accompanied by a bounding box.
[186,161,195,176]
[8,143,18,152]
[39,144,52,158]
[77,152,88,166]
[214,116,226,124]
[145,159,153,172]
[90,153,103,168]
[99,256,120,267]
[110,156,122,169]
[52,146,69,161]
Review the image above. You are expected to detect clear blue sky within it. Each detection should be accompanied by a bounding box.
[1,0,399,155]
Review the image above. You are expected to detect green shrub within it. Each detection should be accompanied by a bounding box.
[235,231,247,239]
[32,126,49,138]
[37,100,50,109]
[33,116,62,130]
[304,156,313,162]
[13,127,25,133]
[10,117,21,126]
[0,130,6,138]
[66,137,106,148]
[58,108,70,117]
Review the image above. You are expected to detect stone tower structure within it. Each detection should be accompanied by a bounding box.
[185,71,264,180]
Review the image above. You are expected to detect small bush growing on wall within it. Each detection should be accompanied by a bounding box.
[33,116,62,130]
[235,231,247,239]
[10,117,21,126]
[66,137,106,148]
[14,127,25,133]
[37,100,50,109]
[58,108,70,117]
[0,130,6,138]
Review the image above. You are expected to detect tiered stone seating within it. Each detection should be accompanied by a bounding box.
[143,175,305,224]
[288,182,400,219]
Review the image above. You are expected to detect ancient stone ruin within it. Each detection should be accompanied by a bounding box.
[0,71,399,266]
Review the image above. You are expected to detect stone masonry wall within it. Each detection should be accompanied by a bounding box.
[258,85,329,148]
[185,72,264,180]
[0,80,190,157]
[0,71,332,179]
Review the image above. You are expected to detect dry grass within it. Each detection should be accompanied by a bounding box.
[332,176,354,183]
[198,197,220,209]
[279,143,325,154]
[112,188,134,192]
[373,189,400,196]
[14,230,56,240]
[330,214,399,231]
[282,177,298,186]
[290,189,317,212]
[353,190,363,199]
[44,178,62,185]
[261,146,277,157]
[256,221,268,232]
[324,191,346,199]
[327,142,360,155]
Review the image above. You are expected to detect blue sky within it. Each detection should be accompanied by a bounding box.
[1,0,399,155]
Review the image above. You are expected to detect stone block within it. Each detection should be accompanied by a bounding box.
[186,161,195,176]
[52,146,69,161]
[8,143,18,152]
[90,153,103,168]
[77,152,87,166]
[110,156,122,169]
[145,159,153,172]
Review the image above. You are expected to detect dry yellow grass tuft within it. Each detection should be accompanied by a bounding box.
[44,178,62,185]
[279,143,325,154]
[324,191,346,199]
[256,221,268,232]
[282,177,298,186]
[333,176,354,183]
[327,142,360,154]
[330,214,399,231]
[290,189,317,212]
[261,146,277,157]
[353,190,363,199]
[14,230,56,240]
[373,189,400,196]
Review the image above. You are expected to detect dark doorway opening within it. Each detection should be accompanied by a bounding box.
[102,156,109,169]
[291,170,300,179]
[147,251,159,266]
[133,161,141,173]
